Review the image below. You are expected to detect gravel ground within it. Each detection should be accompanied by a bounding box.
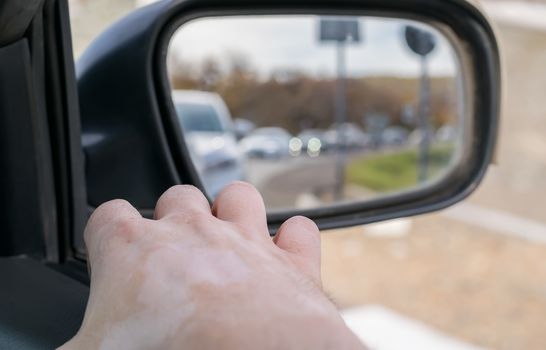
[322,216,546,350]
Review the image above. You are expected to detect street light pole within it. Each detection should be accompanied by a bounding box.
[319,18,361,200]
[418,54,430,182]
[404,25,436,183]
[334,40,347,200]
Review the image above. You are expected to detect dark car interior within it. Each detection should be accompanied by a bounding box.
[0,1,89,347]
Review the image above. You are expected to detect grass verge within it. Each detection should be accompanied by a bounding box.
[346,145,454,193]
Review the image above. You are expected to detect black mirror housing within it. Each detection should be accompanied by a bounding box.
[77,0,500,249]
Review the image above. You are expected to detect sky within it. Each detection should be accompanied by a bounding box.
[168,15,459,80]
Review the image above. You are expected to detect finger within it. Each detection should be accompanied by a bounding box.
[84,199,142,269]
[85,199,142,239]
[154,185,211,221]
[212,181,268,236]
[274,216,321,284]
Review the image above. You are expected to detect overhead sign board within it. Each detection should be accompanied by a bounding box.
[319,18,362,43]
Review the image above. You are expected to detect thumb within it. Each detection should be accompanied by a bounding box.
[274,216,321,285]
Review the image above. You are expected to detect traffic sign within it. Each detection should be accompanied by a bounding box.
[404,26,436,57]
[319,18,361,43]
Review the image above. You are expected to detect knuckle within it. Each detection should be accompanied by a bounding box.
[167,210,210,226]
[85,217,143,260]
[286,216,319,232]
[97,198,132,213]
[216,181,259,202]
[100,217,142,245]
[156,185,209,215]
[165,212,192,226]
[226,181,256,192]
[110,217,141,238]
[162,185,203,199]
[88,199,130,224]
[86,199,138,236]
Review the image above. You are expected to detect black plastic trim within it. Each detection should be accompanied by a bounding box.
[0,256,88,349]
[42,0,88,261]
[0,0,43,46]
[77,0,500,236]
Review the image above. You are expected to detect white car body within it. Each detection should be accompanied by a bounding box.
[240,127,292,159]
[172,90,245,197]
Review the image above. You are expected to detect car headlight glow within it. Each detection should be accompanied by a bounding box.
[307,137,322,157]
[289,137,303,156]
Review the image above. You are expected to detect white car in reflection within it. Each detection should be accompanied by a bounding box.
[324,123,371,150]
[381,126,409,146]
[240,127,292,159]
[408,128,436,145]
[436,125,457,143]
[173,90,245,197]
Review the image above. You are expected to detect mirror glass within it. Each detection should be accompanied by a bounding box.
[166,15,467,212]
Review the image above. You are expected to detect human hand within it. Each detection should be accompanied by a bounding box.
[60,182,364,350]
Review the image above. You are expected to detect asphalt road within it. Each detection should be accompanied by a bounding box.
[244,148,387,210]
[245,155,339,209]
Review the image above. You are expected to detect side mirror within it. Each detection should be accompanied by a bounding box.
[77,0,500,245]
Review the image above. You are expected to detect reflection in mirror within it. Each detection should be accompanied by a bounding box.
[166,15,466,212]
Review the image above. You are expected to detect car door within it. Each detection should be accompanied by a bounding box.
[0,0,89,348]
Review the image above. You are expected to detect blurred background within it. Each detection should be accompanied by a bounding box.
[69,0,546,349]
[166,15,462,210]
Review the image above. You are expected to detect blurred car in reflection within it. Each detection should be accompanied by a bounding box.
[408,128,436,145]
[436,125,457,143]
[324,123,371,150]
[233,118,256,140]
[173,90,244,197]
[240,127,292,159]
[380,126,409,146]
